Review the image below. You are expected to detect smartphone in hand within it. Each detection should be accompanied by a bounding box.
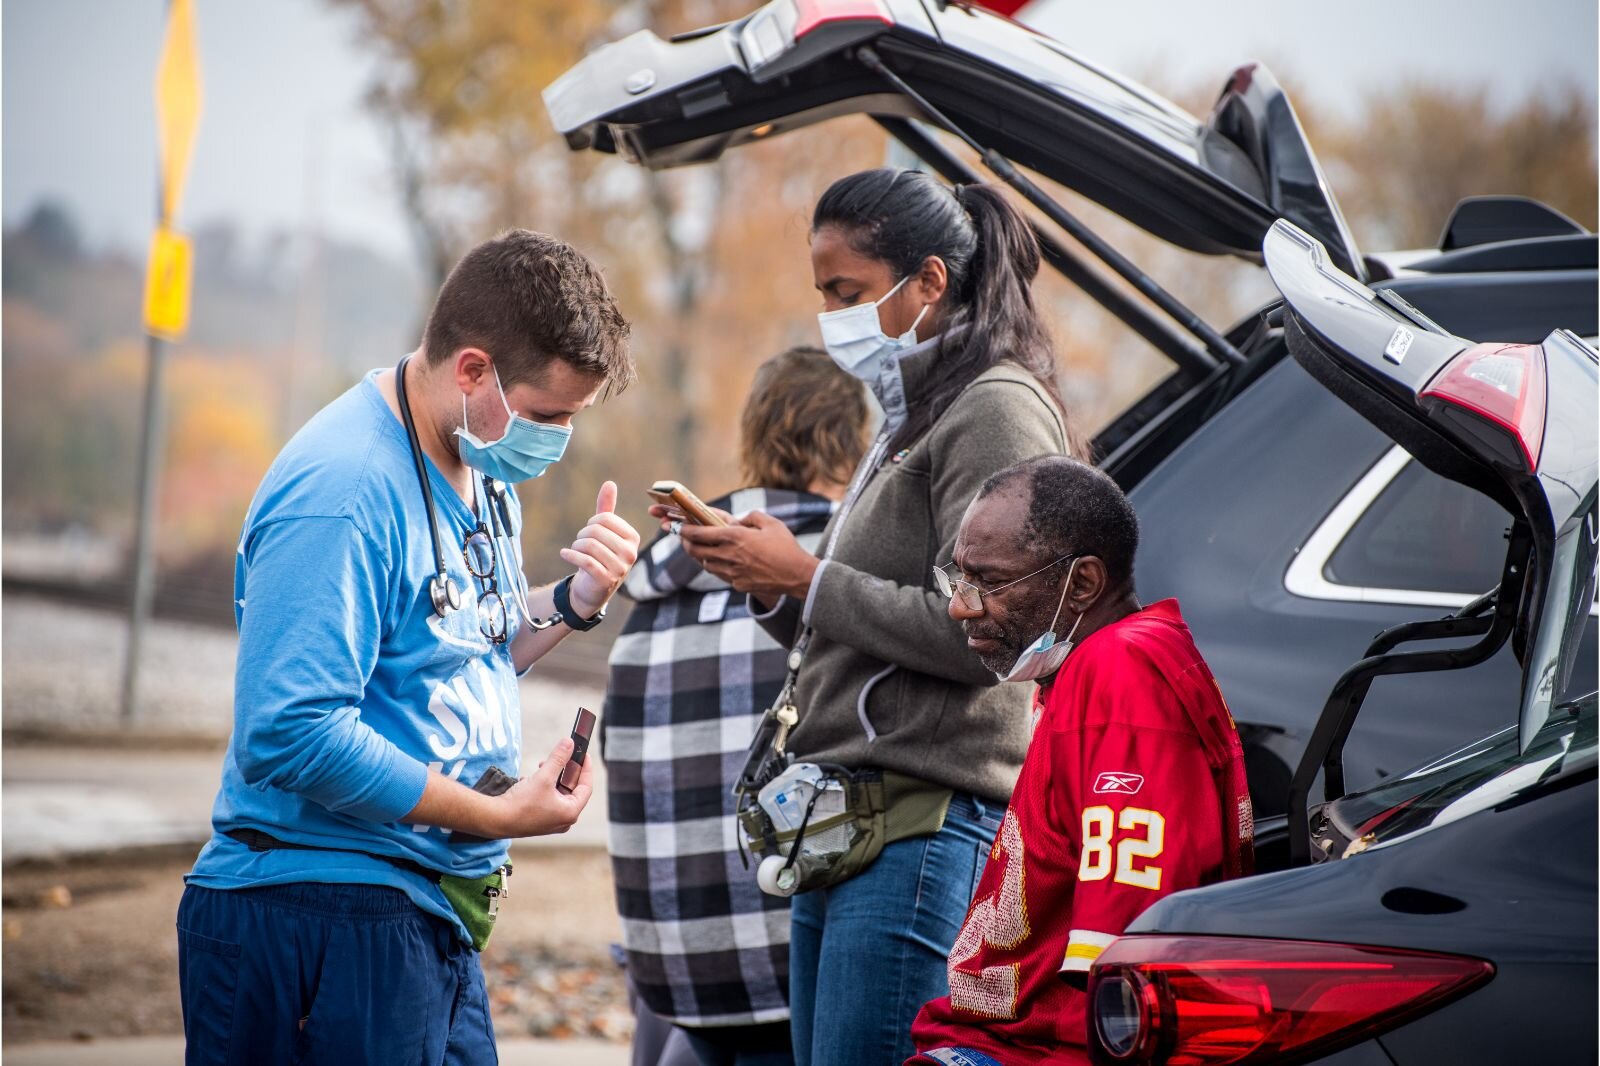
[648,480,728,527]
[452,765,519,844]
[557,708,597,795]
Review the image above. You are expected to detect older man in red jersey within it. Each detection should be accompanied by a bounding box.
[910,456,1254,1066]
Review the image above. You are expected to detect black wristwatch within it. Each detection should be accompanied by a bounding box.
[553,574,607,631]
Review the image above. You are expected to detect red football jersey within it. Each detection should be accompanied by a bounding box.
[911,599,1253,1064]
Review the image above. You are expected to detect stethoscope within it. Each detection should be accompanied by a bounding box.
[394,354,555,631]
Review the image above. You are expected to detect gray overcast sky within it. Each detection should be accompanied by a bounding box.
[4,0,1595,266]
[1028,0,1598,111]
[3,0,402,256]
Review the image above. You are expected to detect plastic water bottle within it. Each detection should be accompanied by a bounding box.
[757,763,830,832]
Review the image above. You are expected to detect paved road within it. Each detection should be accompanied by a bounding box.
[5,1036,627,1065]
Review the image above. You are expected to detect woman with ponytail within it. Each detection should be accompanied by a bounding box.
[664,167,1085,1066]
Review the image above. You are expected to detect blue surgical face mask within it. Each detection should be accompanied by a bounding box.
[1000,559,1089,683]
[816,274,930,385]
[455,363,571,483]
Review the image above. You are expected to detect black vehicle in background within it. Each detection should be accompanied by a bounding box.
[1082,220,1597,1066]
[543,0,1598,815]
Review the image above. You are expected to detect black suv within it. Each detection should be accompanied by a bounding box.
[543,0,1598,814]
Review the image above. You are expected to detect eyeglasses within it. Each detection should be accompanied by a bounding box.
[464,525,510,644]
[932,552,1080,612]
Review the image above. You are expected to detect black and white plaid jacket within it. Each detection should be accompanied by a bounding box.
[603,487,835,1027]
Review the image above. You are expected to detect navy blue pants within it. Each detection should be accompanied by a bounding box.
[177,882,497,1065]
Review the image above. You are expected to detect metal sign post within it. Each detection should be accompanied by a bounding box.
[121,0,202,721]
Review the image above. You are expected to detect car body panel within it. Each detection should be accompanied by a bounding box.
[1383,267,1598,343]
[1438,195,1587,251]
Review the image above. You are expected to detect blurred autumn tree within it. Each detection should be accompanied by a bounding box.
[1319,83,1597,250]
[1,199,421,613]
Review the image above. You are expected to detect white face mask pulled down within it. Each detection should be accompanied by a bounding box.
[816,274,930,386]
[1000,559,1089,684]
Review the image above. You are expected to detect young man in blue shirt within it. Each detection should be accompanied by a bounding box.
[178,230,640,1064]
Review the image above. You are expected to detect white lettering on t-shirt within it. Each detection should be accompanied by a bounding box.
[426,685,469,761]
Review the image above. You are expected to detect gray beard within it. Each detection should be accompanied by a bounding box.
[973,639,1024,677]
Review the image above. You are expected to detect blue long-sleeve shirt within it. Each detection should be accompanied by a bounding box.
[186,370,527,941]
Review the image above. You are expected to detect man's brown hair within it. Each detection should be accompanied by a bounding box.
[422,229,634,395]
[739,346,870,493]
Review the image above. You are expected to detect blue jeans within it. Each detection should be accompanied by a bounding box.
[788,792,1001,1066]
[177,882,496,1065]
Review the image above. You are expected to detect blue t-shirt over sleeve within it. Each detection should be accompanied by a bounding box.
[232,514,428,823]
[188,370,531,943]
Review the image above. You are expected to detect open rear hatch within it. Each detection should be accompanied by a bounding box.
[544,0,1363,274]
[1265,219,1598,860]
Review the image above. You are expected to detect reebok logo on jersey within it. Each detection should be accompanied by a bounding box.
[1093,772,1145,795]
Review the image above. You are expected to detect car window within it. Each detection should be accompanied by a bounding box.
[1325,459,1510,597]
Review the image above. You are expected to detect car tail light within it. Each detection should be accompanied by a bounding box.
[793,0,891,38]
[1419,341,1548,471]
[1087,936,1493,1066]
[741,0,891,77]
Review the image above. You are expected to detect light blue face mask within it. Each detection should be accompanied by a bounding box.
[816,274,930,386]
[455,363,571,483]
[1000,559,1089,683]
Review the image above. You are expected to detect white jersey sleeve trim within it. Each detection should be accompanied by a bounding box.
[1060,928,1118,973]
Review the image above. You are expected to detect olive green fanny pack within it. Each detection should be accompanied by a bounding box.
[439,864,512,952]
[737,766,952,894]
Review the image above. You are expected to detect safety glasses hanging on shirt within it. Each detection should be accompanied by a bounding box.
[462,489,535,645]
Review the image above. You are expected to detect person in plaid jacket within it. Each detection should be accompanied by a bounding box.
[604,347,870,1066]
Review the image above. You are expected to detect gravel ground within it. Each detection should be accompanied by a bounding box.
[1,848,629,1045]
[1,595,235,738]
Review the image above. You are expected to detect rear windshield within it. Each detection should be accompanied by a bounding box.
[1323,689,1596,852]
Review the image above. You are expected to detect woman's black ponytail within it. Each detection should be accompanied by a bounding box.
[812,168,1083,457]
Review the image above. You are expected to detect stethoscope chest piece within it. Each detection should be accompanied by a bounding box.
[429,573,462,616]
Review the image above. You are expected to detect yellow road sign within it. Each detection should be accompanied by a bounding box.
[155,0,203,223]
[143,226,193,339]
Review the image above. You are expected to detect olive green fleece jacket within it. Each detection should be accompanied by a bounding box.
[753,345,1068,804]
